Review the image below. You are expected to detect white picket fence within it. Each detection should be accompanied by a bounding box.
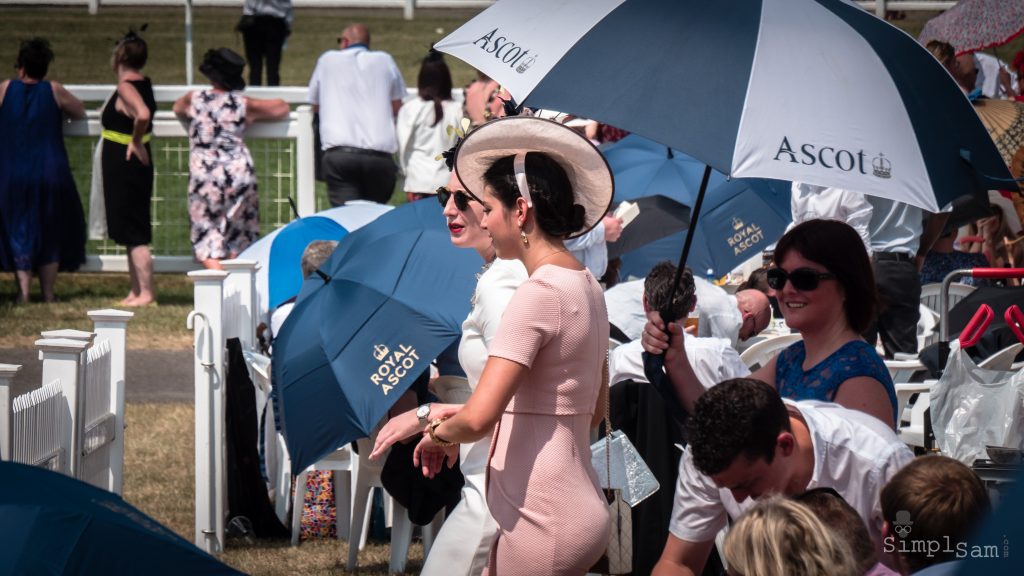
[187,259,259,554]
[0,310,133,494]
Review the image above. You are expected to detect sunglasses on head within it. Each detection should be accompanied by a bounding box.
[766,267,836,291]
[436,186,479,211]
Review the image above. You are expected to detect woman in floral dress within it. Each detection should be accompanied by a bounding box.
[173,48,288,269]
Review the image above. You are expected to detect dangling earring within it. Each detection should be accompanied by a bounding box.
[520,229,529,247]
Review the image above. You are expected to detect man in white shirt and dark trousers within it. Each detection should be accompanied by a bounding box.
[864,197,944,358]
[308,24,406,206]
[653,378,913,576]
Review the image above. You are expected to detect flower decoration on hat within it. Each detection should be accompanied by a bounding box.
[436,117,472,172]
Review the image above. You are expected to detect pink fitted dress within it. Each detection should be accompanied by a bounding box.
[485,264,611,574]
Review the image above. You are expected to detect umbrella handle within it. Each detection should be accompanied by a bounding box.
[186,311,216,369]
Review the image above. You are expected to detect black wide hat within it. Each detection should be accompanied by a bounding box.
[199,47,246,91]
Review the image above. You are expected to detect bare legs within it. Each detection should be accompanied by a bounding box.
[14,262,59,303]
[121,244,155,306]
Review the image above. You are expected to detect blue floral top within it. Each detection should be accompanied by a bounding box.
[775,340,897,423]
[920,250,989,287]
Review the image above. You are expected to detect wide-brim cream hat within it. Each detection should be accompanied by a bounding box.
[454,116,613,239]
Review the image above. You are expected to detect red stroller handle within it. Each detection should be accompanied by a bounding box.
[959,304,994,348]
[966,267,1024,279]
[1006,305,1024,346]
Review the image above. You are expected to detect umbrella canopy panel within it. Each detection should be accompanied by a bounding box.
[918,0,1024,55]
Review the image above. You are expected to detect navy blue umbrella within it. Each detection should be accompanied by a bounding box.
[272,200,480,474]
[604,135,791,279]
[0,461,242,575]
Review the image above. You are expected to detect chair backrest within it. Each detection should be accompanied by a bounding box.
[920,282,975,317]
[739,333,803,371]
[432,376,472,404]
[977,343,1024,371]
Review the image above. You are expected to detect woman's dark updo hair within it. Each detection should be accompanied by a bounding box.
[483,152,586,238]
[773,219,878,333]
[418,50,453,127]
[16,37,54,80]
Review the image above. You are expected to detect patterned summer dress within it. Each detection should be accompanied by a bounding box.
[187,89,259,261]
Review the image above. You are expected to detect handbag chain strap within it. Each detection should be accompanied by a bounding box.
[603,359,613,500]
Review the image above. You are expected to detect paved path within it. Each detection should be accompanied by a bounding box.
[1,348,194,403]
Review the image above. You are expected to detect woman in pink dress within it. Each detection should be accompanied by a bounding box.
[416,116,615,574]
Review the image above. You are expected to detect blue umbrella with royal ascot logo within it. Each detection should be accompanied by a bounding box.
[271,199,480,474]
[602,135,791,279]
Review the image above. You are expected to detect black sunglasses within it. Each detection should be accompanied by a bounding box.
[766,267,836,292]
[436,186,479,211]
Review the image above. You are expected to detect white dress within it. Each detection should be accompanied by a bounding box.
[420,258,527,576]
[396,98,463,193]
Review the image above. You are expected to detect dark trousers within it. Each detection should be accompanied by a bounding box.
[241,15,288,86]
[865,255,921,357]
[321,147,397,206]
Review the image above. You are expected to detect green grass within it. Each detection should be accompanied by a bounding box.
[0,5,484,88]
[0,273,194,348]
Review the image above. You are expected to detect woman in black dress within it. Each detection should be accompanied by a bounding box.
[102,30,157,306]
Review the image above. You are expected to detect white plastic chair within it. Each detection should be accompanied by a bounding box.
[291,446,354,545]
[976,343,1024,371]
[739,333,803,371]
[347,435,443,573]
[885,354,927,385]
[894,381,934,449]
[920,282,975,317]
[917,304,940,351]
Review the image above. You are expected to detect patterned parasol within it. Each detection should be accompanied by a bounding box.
[973,99,1024,166]
[919,0,1024,55]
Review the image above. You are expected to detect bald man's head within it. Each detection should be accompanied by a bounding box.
[736,289,771,341]
[341,24,370,47]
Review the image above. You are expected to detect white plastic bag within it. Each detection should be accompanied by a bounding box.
[930,340,1024,465]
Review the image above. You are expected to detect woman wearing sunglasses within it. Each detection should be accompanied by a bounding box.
[371,170,527,574]
[644,219,897,429]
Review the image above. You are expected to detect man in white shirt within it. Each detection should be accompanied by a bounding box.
[609,262,749,387]
[653,379,913,576]
[308,24,406,206]
[692,276,772,348]
[864,198,947,357]
[565,214,623,279]
[788,182,873,255]
[605,278,646,342]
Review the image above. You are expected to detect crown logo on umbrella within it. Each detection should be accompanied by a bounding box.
[373,344,390,362]
[872,153,892,179]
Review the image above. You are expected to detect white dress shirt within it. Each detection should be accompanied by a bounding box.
[605,279,646,342]
[669,399,914,545]
[308,46,406,152]
[608,335,750,388]
[693,277,742,347]
[789,182,874,255]
[866,197,922,256]
[566,222,608,278]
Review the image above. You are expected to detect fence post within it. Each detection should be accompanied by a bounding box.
[88,308,134,495]
[875,0,886,18]
[40,329,94,343]
[37,337,92,476]
[404,0,415,20]
[296,105,316,217]
[221,259,259,351]
[188,269,228,554]
[0,364,21,461]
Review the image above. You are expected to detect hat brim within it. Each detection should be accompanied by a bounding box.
[454,116,613,239]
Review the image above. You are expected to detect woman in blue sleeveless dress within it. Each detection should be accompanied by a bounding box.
[0,38,86,303]
[644,219,897,429]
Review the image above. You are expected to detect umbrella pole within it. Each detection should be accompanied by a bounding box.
[662,165,713,325]
[642,165,713,424]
